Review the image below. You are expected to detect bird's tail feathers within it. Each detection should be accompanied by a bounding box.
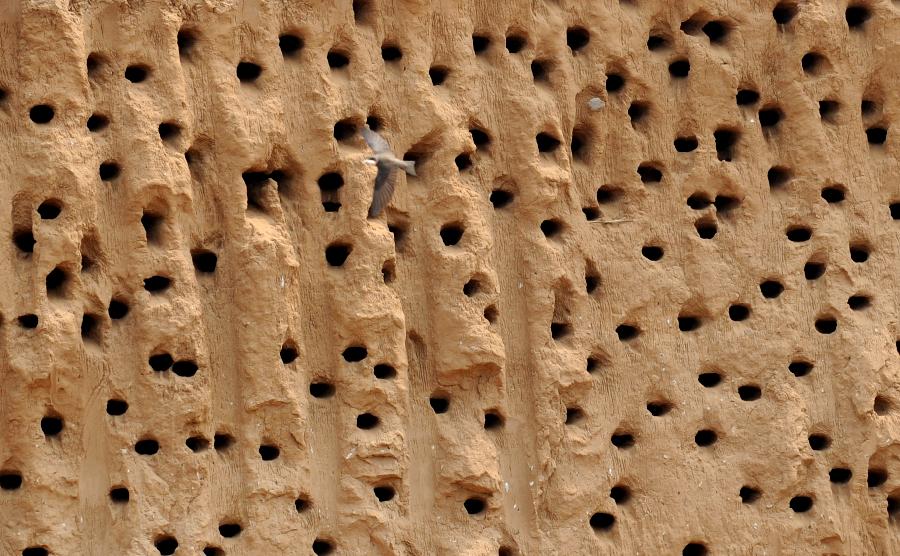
[403,160,417,176]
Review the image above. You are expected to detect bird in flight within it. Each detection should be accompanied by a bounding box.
[361,124,416,218]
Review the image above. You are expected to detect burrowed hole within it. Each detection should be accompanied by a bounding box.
[280,34,304,58]
[760,280,784,298]
[325,242,352,267]
[440,224,464,246]
[29,104,55,124]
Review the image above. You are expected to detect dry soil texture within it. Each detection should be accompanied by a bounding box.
[1,0,900,555]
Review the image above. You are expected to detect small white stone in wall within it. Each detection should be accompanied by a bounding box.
[504,481,510,492]
[588,97,606,111]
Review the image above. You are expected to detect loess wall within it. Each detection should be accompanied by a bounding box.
[1,0,900,555]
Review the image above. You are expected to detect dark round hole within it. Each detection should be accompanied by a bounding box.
[280,34,303,57]
[647,35,668,50]
[106,299,128,320]
[295,496,311,513]
[484,411,504,429]
[773,2,798,24]
[609,485,631,504]
[702,20,729,43]
[801,52,826,74]
[455,153,472,171]
[589,512,615,530]
[218,523,242,538]
[143,275,171,293]
[740,486,760,504]
[789,495,813,512]
[610,432,634,448]
[490,189,514,209]
[312,539,334,555]
[889,202,899,220]
[606,73,625,93]
[846,4,871,28]
[259,445,279,460]
[759,107,783,128]
[158,122,180,141]
[192,250,218,273]
[106,399,128,415]
[149,353,174,371]
[154,536,178,555]
[177,29,197,58]
[804,261,826,280]
[213,433,234,450]
[729,304,750,321]
[124,65,148,83]
[186,436,209,452]
[87,113,109,131]
[281,344,298,364]
[830,467,852,483]
[440,224,464,246]
[429,396,450,414]
[875,395,893,415]
[309,382,335,398]
[18,314,38,329]
[135,438,160,455]
[695,220,717,239]
[785,226,812,242]
[565,407,584,425]
[472,35,491,54]
[597,186,622,204]
[99,162,121,181]
[628,101,650,123]
[714,129,738,161]
[866,127,887,145]
[342,346,367,362]
[540,219,563,238]
[46,266,69,295]
[768,166,792,188]
[646,401,672,416]
[381,45,402,61]
[850,244,870,262]
[373,364,396,379]
[327,50,350,68]
[506,35,526,53]
[536,132,561,152]
[674,137,698,152]
[814,317,837,334]
[737,385,761,401]
[868,468,888,488]
[819,100,840,121]
[13,230,36,253]
[40,415,63,436]
[203,547,224,556]
[464,497,486,514]
[172,360,198,377]
[789,361,813,377]
[22,548,49,556]
[566,27,590,51]
[356,413,379,429]
[29,104,55,124]
[325,242,352,267]
[37,200,62,219]
[236,61,262,82]
[429,66,448,85]
[641,245,664,261]
[109,486,130,503]
[808,434,830,450]
[759,280,784,298]
[332,119,357,142]
[678,316,701,332]
[637,164,663,183]
[615,324,640,341]
[668,59,690,78]
[846,294,870,311]
[694,429,717,446]
[318,172,344,192]
[683,543,708,556]
[736,89,760,105]
[373,485,395,501]
[0,472,23,490]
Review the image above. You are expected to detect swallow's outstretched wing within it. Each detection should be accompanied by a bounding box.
[361,124,392,154]
[368,162,397,218]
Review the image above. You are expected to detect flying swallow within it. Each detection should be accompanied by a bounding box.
[361,124,416,218]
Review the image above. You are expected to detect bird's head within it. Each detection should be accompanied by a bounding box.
[363,156,377,166]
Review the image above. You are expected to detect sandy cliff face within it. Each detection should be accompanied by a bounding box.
[0,0,899,554]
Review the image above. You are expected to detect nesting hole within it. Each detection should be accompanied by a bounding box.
[99,162,121,181]
[484,411,504,430]
[280,343,298,364]
[472,35,491,54]
[668,59,691,78]
[429,396,449,414]
[46,266,69,297]
[736,89,760,105]
[637,164,662,183]
[821,185,845,203]
[789,360,813,377]
[356,413,379,429]
[109,486,130,503]
[759,107,783,128]
[0,471,22,490]
[566,27,590,52]
[848,294,871,310]
[280,34,304,58]
[540,219,564,239]
[134,438,160,455]
[714,129,739,161]
[143,275,171,293]
[440,224,464,246]
[819,100,840,122]
[40,415,63,437]
[830,468,852,483]
[846,4,871,28]
[342,346,367,362]
[641,245,664,261]
[312,539,335,555]
[695,218,717,239]
[106,399,128,415]
[589,512,615,531]
[814,316,837,334]
[610,432,635,448]
[737,384,761,401]
[464,497,486,514]
[729,304,751,321]
[177,28,197,58]
[850,243,870,262]
[773,2,798,24]
[192,250,218,273]
[616,324,640,341]
[760,280,784,298]
[694,429,717,446]
[808,434,831,450]
[259,445,280,461]
[606,73,625,93]
[374,485,395,502]
[506,34,526,53]
[429,66,449,85]
[646,401,672,416]
[29,104,54,124]
[768,166,792,188]
[214,433,235,451]
[87,114,109,132]
[124,65,149,83]
[789,496,813,512]
[740,486,761,504]
[785,226,812,242]
[325,242,352,267]
[674,136,698,152]
[536,132,561,153]
[381,44,402,61]
[18,314,38,329]
[327,50,350,69]
[628,101,650,124]
[154,536,178,555]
